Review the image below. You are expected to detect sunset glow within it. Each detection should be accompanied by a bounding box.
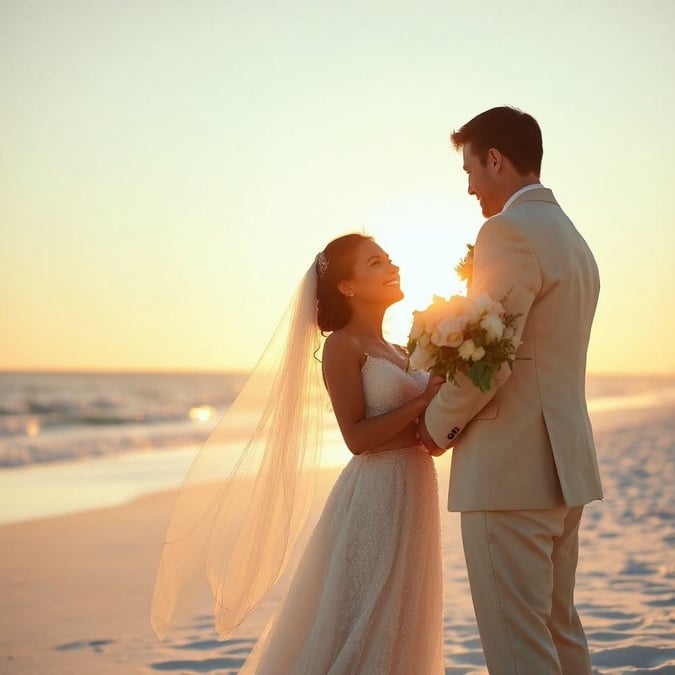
[2,2,674,373]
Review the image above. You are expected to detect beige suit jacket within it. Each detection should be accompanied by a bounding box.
[425,188,603,511]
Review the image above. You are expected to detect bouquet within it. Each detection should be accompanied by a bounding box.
[407,291,520,393]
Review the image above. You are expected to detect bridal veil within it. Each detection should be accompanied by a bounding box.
[151,262,327,639]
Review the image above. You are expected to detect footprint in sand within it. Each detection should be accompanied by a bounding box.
[54,639,115,653]
[149,655,246,672]
[151,629,256,673]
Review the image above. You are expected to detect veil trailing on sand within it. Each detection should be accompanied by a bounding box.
[151,262,327,639]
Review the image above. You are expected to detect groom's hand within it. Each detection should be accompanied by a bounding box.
[417,418,446,456]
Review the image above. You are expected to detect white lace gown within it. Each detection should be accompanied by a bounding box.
[239,355,445,675]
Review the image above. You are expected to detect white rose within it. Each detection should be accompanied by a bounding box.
[420,295,451,334]
[463,302,480,325]
[409,344,436,371]
[458,339,477,361]
[431,316,466,348]
[480,313,505,344]
[491,299,505,316]
[471,346,486,361]
[464,293,493,324]
[474,293,494,315]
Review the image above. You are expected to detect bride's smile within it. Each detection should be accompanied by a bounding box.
[337,239,405,307]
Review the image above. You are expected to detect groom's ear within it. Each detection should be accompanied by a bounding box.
[486,147,503,172]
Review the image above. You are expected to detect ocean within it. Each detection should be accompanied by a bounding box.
[1,371,674,524]
[0,371,249,467]
[1,371,674,673]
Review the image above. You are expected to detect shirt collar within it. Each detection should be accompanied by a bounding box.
[501,182,544,213]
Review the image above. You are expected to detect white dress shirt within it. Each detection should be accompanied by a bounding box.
[501,183,544,213]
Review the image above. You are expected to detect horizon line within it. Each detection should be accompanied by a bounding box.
[1,367,675,378]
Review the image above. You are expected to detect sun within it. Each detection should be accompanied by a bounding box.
[361,190,481,346]
[383,259,467,347]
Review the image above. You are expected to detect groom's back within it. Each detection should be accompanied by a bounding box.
[508,197,599,399]
[449,190,603,511]
[498,195,601,506]
[508,198,599,367]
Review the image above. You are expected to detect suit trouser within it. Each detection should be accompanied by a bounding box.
[461,506,592,675]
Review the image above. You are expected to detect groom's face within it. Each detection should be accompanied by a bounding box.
[462,143,501,218]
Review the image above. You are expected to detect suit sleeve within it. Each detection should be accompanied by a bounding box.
[424,215,542,449]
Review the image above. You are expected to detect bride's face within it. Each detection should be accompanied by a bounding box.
[339,240,403,306]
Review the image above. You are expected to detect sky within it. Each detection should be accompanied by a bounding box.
[2,0,674,373]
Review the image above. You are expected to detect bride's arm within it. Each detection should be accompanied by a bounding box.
[322,333,442,456]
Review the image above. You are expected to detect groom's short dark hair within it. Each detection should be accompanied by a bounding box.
[451,106,543,176]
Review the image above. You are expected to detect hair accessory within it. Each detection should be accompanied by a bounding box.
[316,251,329,277]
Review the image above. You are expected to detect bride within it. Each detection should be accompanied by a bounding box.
[151,233,446,674]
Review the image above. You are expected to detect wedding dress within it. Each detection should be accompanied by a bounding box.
[239,354,445,675]
[151,264,446,673]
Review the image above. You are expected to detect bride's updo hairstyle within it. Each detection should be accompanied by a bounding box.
[316,233,372,333]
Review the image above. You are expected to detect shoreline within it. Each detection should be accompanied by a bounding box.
[1,399,672,528]
[0,403,673,674]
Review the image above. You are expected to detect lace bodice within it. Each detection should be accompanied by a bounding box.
[361,355,429,418]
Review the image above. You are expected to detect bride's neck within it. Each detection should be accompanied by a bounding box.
[345,307,386,341]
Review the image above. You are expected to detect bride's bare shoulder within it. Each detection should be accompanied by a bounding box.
[322,330,363,368]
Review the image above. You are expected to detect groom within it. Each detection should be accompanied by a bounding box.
[420,106,603,674]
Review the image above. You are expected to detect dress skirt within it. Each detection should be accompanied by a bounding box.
[240,444,445,675]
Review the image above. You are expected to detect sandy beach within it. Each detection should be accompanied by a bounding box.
[1,404,674,675]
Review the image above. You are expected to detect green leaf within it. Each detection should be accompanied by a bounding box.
[468,361,493,392]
